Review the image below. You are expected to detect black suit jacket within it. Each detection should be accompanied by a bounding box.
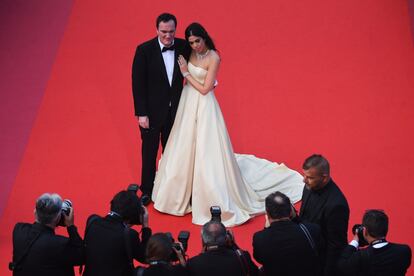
[132,37,190,128]
[338,243,412,276]
[187,247,258,276]
[83,214,152,276]
[253,220,322,276]
[299,178,350,275]
[12,222,83,276]
[140,263,187,276]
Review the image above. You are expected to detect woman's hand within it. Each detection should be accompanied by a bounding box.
[178,55,188,75]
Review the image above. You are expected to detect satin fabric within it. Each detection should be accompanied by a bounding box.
[152,62,304,226]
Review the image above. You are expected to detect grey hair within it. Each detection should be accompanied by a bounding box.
[35,193,62,225]
[201,221,226,246]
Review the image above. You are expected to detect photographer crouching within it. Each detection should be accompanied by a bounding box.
[83,186,152,276]
[187,207,258,276]
[338,209,411,276]
[10,193,83,276]
[135,232,187,276]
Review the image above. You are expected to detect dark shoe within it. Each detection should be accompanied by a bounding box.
[141,194,151,206]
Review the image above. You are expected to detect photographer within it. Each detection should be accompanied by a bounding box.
[135,233,187,276]
[253,191,322,276]
[10,193,83,276]
[338,209,411,276]
[187,220,258,276]
[83,189,152,276]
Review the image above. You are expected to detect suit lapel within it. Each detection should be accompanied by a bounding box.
[300,185,330,222]
[171,41,181,85]
[300,187,310,214]
[309,191,330,222]
[153,38,170,86]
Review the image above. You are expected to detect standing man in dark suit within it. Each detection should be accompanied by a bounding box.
[132,13,190,205]
[253,191,322,276]
[338,209,411,276]
[299,154,350,276]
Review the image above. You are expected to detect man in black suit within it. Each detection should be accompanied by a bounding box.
[299,154,350,276]
[11,193,83,276]
[338,209,411,276]
[83,190,152,276]
[132,13,190,205]
[253,191,322,276]
[187,220,258,276]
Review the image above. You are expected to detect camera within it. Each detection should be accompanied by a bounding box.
[126,184,145,225]
[210,206,221,222]
[166,231,190,261]
[352,224,368,247]
[58,199,72,226]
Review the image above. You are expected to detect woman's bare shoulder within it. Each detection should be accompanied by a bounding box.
[209,50,220,61]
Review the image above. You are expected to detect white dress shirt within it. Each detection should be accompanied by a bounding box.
[158,39,175,86]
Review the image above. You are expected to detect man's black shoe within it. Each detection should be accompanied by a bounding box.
[141,194,151,206]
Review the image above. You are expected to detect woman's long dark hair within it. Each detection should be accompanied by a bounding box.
[185,22,217,51]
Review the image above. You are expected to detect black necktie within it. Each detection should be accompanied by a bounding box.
[162,45,175,52]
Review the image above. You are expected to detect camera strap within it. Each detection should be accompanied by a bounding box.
[299,223,318,256]
[371,239,387,246]
[9,225,43,271]
[234,249,251,276]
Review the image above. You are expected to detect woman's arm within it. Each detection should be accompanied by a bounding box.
[178,53,220,95]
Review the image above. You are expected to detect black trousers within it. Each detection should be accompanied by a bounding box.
[139,110,173,195]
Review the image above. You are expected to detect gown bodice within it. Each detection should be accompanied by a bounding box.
[152,60,304,226]
[188,62,207,84]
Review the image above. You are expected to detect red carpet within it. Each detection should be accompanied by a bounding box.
[1,0,414,275]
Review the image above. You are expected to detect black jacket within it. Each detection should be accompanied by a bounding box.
[12,222,83,276]
[187,246,258,276]
[299,178,350,275]
[253,220,322,276]
[83,214,152,276]
[138,262,187,276]
[132,37,190,128]
[338,242,412,276]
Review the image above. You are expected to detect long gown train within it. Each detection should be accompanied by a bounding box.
[152,62,304,226]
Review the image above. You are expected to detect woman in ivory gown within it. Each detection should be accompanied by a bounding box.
[152,23,304,226]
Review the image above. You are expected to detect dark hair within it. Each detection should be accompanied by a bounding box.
[146,233,173,262]
[265,191,291,219]
[303,154,330,175]
[185,22,217,51]
[362,209,388,238]
[110,191,142,224]
[202,221,226,246]
[156,13,177,29]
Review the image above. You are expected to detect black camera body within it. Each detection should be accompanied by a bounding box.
[58,199,72,226]
[166,231,190,261]
[210,206,221,222]
[352,224,369,247]
[127,184,145,225]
